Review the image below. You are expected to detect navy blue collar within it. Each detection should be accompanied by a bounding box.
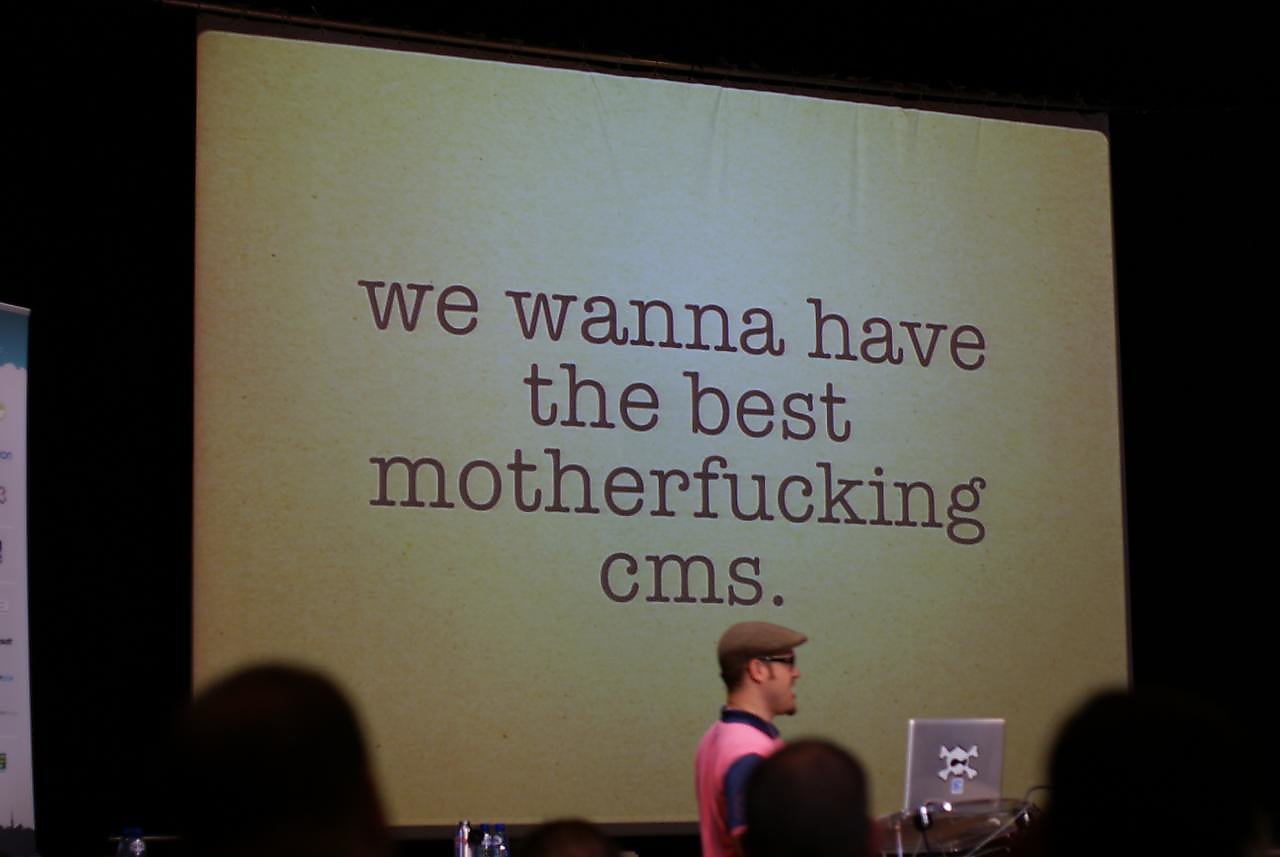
[720,706,780,739]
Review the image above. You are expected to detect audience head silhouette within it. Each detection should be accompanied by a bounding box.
[1042,687,1260,857]
[744,739,872,857]
[177,663,389,857]
[521,819,621,857]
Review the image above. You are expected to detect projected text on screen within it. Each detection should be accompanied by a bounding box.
[195,29,1127,824]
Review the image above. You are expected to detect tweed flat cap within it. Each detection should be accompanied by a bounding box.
[717,621,807,676]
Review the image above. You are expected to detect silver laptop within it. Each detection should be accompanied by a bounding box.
[902,718,1005,809]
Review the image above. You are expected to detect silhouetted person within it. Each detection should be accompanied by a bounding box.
[1038,687,1262,857]
[176,663,390,857]
[743,739,873,857]
[520,819,621,857]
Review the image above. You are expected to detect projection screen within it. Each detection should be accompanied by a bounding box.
[194,26,1127,824]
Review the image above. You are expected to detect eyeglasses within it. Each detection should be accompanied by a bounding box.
[757,654,796,668]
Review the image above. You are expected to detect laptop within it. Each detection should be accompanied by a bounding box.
[902,718,1005,809]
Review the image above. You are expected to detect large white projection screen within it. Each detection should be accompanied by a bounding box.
[194,29,1126,825]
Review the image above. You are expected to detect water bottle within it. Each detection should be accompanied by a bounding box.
[455,820,473,857]
[495,823,510,857]
[479,823,493,857]
[117,827,146,857]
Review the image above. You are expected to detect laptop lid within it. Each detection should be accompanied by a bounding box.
[903,718,1005,809]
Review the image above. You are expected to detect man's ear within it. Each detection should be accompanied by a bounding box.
[745,657,768,684]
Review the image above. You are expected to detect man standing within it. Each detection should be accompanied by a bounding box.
[695,621,807,857]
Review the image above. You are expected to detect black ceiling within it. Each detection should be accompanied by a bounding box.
[163,1,1265,112]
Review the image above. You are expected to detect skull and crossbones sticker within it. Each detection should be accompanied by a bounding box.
[938,744,980,780]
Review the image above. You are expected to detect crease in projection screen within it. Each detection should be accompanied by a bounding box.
[194,30,1125,824]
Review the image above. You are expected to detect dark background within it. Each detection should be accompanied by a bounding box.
[10,3,1270,853]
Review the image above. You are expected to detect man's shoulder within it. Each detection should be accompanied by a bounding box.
[697,718,781,767]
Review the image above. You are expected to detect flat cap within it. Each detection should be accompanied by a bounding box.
[717,621,807,676]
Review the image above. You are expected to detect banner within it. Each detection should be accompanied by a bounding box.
[0,304,33,855]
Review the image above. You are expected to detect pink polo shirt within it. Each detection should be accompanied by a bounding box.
[695,708,784,857]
